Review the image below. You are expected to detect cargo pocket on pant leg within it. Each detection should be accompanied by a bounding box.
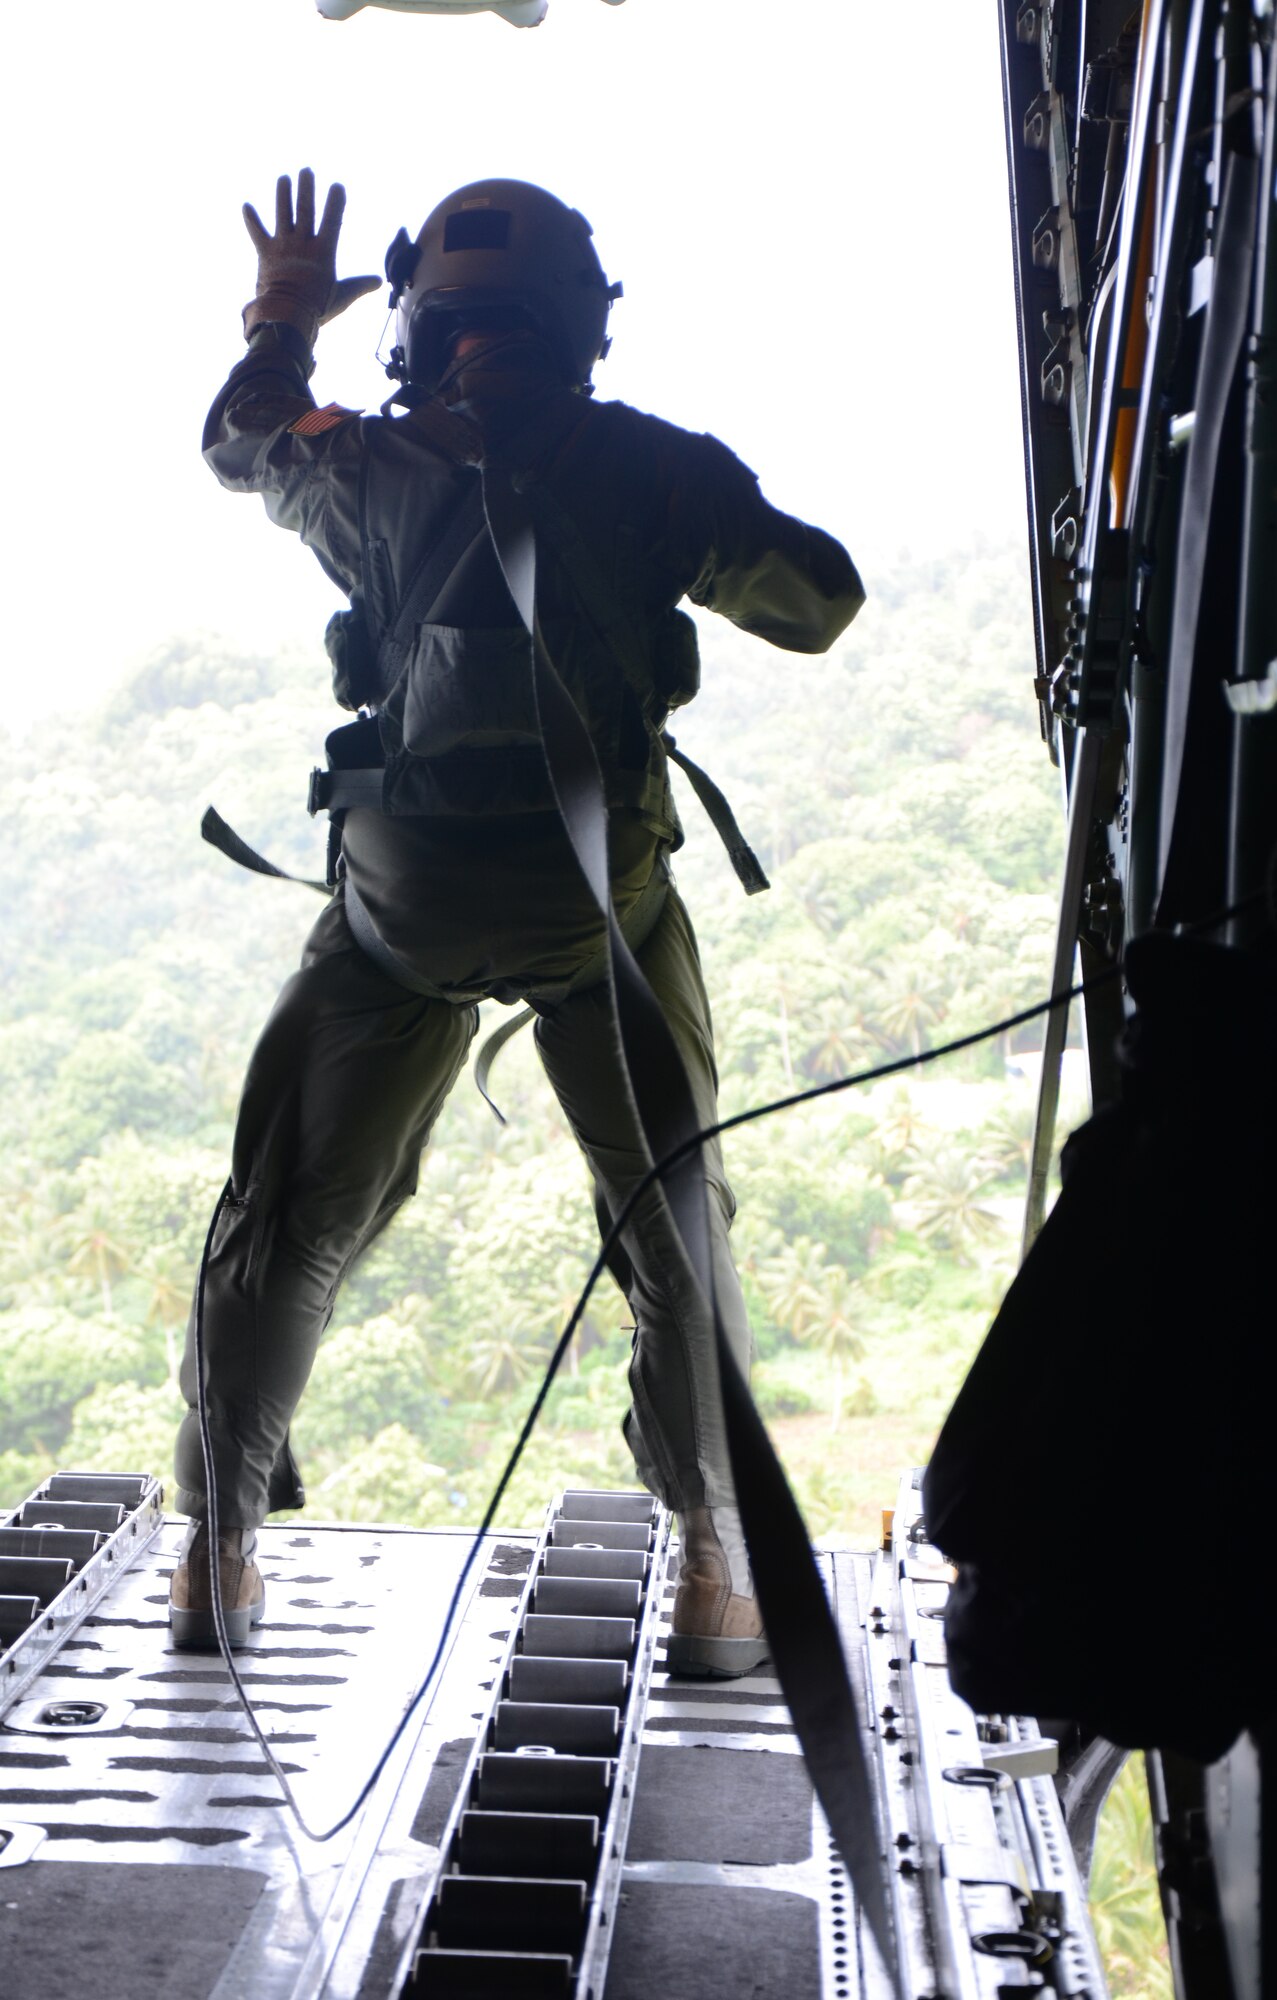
[267,1430,305,1512]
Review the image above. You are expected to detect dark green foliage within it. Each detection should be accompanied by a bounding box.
[0,1310,158,1452]
[1,543,1066,1536]
[42,1033,197,1167]
[732,1135,891,1276]
[750,1362,818,1420]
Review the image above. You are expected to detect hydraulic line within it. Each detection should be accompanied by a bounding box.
[1110,0,1162,531]
[1228,9,1277,934]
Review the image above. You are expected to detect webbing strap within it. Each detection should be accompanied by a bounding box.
[482,466,897,1981]
[472,1006,535,1117]
[341,854,672,1018]
[529,481,769,895]
[309,767,386,814]
[664,736,769,895]
[343,849,672,1117]
[341,874,453,1000]
[471,856,671,1121]
[200,805,329,896]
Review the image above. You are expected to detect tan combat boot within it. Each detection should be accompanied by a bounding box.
[168,1521,266,1650]
[666,1504,770,1679]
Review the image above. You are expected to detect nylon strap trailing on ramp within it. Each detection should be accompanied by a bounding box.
[481,466,897,1984]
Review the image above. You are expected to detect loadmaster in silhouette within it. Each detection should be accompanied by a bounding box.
[170,169,864,1674]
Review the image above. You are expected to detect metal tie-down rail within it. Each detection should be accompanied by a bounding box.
[404,1487,672,1999]
[0,1468,165,1869]
[0,1471,165,1726]
[868,1471,1109,1997]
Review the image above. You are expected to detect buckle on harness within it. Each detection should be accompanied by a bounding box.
[308,767,332,817]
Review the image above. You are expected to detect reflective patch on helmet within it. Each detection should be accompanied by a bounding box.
[444,209,511,252]
[289,403,360,436]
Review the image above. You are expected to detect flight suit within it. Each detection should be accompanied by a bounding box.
[174,323,864,1530]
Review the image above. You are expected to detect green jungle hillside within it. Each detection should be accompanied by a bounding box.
[5,544,1177,1997]
[0,543,1079,1541]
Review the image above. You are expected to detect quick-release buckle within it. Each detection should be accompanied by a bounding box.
[307,767,333,817]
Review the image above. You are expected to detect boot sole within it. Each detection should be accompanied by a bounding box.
[664,1631,771,1679]
[169,1596,265,1651]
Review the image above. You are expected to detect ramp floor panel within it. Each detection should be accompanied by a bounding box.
[3,1525,969,1999]
[0,1518,535,2000]
[599,1550,876,2000]
[605,1880,823,2000]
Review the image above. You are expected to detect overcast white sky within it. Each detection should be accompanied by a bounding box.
[1,0,1027,715]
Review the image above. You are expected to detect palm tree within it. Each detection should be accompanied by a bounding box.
[60,1205,133,1313]
[528,1255,609,1376]
[794,1260,866,1430]
[976,1097,1037,1183]
[136,1243,193,1384]
[862,1262,935,1327]
[965,949,1042,1062]
[772,969,800,1086]
[876,970,943,1059]
[902,1146,1001,1261]
[756,1236,831,1342]
[0,1212,74,1304]
[802,1000,873,1081]
[0,1179,63,1291]
[874,1085,931,1161]
[464,1323,551,1399]
[799,873,843,937]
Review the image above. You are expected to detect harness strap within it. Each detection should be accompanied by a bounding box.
[663,736,769,895]
[473,856,670,1119]
[308,766,384,814]
[345,853,672,1122]
[340,873,443,997]
[472,1007,535,1116]
[200,806,329,895]
[528,483,769,895]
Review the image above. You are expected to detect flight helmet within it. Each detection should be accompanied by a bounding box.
[385,178,621,392]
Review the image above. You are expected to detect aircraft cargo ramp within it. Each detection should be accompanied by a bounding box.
[0,1474,1105,1999]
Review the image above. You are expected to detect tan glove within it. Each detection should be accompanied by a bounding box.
[242,168,380,346]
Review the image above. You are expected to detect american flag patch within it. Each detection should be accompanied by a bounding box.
[289,402,360,436]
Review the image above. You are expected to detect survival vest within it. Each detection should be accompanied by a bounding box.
[309,397,768,896]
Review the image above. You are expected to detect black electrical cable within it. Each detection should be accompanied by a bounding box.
[189,954,1110,1842]
[192,884,1270,1843]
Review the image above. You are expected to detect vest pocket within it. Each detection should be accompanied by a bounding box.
[400,623,540,754]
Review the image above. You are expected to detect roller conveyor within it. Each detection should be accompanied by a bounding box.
[405,1488,671,1999]
[0,1472,164,1717]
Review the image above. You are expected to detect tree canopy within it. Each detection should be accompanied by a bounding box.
[0,543,1078,1540]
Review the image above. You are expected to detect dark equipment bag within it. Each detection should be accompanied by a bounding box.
[922,928,1276,1763]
